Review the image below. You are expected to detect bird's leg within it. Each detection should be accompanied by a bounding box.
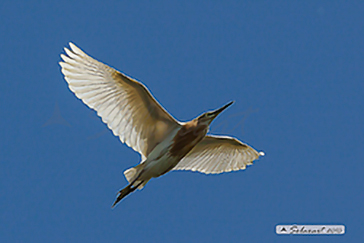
[112,181,144,208]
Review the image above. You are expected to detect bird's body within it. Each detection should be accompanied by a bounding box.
[142,120,206,179]
[59,43,264,208]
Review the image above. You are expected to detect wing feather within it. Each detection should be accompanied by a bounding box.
[59,43,180,160]
[173,135,264,174]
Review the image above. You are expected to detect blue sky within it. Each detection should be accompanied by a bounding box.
[1,1,363,242]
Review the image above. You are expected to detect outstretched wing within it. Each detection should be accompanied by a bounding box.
[173,135,264,174]
[59,43,180,160]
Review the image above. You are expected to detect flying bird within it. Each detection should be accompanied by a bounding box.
[59,43,264,208]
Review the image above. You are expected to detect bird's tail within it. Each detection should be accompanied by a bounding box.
[112,163,150,208]
[124,163,145,184]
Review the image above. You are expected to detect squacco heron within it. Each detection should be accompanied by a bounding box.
[59,43,264,208]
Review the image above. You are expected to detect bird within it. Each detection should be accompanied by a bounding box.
[59,43,264,208]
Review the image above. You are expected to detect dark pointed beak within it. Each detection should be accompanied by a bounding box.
[210,101,234,117]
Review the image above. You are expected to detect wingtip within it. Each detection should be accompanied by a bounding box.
[259,151,265,156]
[69,42,87,56]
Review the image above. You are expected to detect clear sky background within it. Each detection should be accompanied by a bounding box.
[1,1,363,242]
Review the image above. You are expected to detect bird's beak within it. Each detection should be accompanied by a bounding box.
[210,101,234,118]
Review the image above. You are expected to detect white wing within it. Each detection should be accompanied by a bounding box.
[59,43,180,160]
[173,135,264,174]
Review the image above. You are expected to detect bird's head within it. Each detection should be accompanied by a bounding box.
[197,101,234,126]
